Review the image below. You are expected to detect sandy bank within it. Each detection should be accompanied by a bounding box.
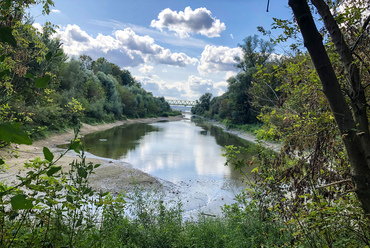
[0,116,184,193]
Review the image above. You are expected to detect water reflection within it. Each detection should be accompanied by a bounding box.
[82,123,160,159]
[82,115,254,183]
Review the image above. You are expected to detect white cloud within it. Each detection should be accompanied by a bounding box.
[198,45,242,75]
[115,29,162,54]
[269,53,285,61]
[151,7,226,38]
[32,23,43,33]
[188,75,213,92]
[186,75,229,98]
[135,72,228,100]
[51,9,61,13]
[152,49,198,67]
[90,19,210,49]
[136,76,186,99]
[213,80,228,89]
[224,71,237,80]
[54,24,198,68]
[139,65,154,74]
[138,76,160,91]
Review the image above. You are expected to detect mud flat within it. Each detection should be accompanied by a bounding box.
[1,115,262,219]
[0,116,184,193]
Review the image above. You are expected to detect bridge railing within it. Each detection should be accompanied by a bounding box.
[166,99,197,106]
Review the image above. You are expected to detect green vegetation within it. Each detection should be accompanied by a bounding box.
[193,0,370,246]
[1,0,370,247]
[192,35,277,126]
[221,120,262,136]
[0,1,178,142]
[0,142,295,247]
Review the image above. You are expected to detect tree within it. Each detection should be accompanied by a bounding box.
[289,0,370,215]
[79,55,93,70]
[228,35,274,124]
[191,93,212,115]
[235,35,274,72]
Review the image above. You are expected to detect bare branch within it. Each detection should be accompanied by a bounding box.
[351,14,370,53]
[316,179,352,189]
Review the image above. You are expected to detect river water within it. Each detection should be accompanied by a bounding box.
[82,114,255,218]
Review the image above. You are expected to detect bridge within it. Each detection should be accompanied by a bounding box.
[166,99,197,107]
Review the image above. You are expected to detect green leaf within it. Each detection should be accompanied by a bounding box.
[4,0,12,10]
[43,147,54,162]
[45,52,52,61]
[69,141,80,150]
[83,188,92,195]
[0,54,7,62]
[76,217,82,227]
[78,167,87,178]
[46,166,61,177]
[55,51,64,57]
[66,195,73,203]
[0,159,4,165]
[0,122,32,145]
[0,69,10,78]
[24,73,35,79]
[35,75,51,88]
[11,194,33,210]
[101,192,109,197]
[0,27,17,47]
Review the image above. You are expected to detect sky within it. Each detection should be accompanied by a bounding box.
[29,0,294,100]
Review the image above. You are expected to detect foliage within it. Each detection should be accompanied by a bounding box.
[0,0,178,143]
[0,134,130,247]
[191,92,212,116]
[223,140,370,247]
[96,185,294,248]
[0,1,180,246]
[221,1,370,246]
[192,35,276,125]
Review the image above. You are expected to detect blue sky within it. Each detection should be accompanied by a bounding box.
[29,0,293,100]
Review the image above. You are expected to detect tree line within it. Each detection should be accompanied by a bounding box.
[1,0,370,246]
[191,35,277,126]
[0,2,176,141]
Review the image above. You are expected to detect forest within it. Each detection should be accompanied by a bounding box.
[1,0,370,247]
[0,3,177,142]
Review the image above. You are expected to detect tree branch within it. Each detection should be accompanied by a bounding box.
[316,179,352,189]
[310,0,361,93]
[351,14,370,53]
[289,0,370,216]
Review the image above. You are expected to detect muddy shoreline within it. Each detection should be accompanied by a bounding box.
[0,116,184,193]
[1,114,274,218]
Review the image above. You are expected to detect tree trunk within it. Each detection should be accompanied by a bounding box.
[288,0,370,216]
[310,0,370,167]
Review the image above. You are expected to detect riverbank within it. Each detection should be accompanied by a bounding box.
[210,121,281,152]
[0,116,184,193]
[193,115,281,152]
[1,114,278,218]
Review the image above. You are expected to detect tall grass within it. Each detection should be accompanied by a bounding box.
[1,153,295,247]
[96,186,295,247]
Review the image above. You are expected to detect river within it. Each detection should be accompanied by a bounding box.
[82,114,255,218]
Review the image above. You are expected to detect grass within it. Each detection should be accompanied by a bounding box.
[3,149,368,247]
[95,187,295,248]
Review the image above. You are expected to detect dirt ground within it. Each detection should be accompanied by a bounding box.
[0,116,184,194]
